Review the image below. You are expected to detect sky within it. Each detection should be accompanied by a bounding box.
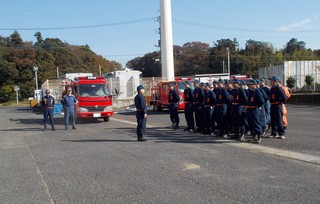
[1,0,319,66]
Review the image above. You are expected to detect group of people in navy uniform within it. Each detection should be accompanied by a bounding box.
[41,88,78,131]
[159,76,287,144]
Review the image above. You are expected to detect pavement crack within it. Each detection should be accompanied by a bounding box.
[26,145,56,204]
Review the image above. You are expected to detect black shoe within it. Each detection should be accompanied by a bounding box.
[239,134,245,142]
[184,127,189,131]
[51,126,56,131]
[65,127,68,130]
[195,127,201,133]
[173,125,179,129]
[44,124,47,130]
[72,126,76,130]
[138,136,147,142]
[189,128,194,132]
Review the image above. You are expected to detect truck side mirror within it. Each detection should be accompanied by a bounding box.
[114,88,119,95]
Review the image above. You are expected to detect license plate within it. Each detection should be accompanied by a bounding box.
[93,113,101,118]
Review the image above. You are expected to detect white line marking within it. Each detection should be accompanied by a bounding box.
[111,117,320,165]
[27,145,55,204]
[182,163,201,171]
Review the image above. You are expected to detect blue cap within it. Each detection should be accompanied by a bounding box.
[232,79,240,84]
[200,82,205,86]
[217,79,224,83]
[241,80,247,85]
[137,85,144,91]
[260,79,266,83]
[185,81,191,85]
[247,80,258,85]
[168,82,175,87]
[268,76,281,82]
[212,80,217,84]
[205,82,211,87]
[224,80,229,84]
[194,79,200,83]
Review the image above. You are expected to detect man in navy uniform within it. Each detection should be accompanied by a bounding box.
[193,79,204,133]
[42,90,56,131]
[246,80,264,143]
[259,79,271,131]
[268,76,286,139]
[61,88,77,130]
[183,81,194,132]
[168,83,180,129]
[215,79,231,138]
[134,85,147,141]
[256,80,268,136]
[230,79,247,141]
[203,83,216,135]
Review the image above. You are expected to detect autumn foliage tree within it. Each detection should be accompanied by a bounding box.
[0,31,115,102]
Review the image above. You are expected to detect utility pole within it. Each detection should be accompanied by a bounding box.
[56,67,59,79]
[99,65,102,76]
[160,0,175,81]
[33,66,39,90]
[226,47,230,79]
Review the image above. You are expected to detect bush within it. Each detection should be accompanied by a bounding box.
[305,75,314,91]
[286,77,296,89]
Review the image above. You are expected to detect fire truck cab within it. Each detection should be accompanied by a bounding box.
[63,76,113,122]
[151,78,194,111]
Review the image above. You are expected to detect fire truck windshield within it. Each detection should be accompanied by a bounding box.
[79,84,110,97]
[178,81,194,92]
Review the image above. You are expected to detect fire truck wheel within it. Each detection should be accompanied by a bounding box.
[103,117,110,122]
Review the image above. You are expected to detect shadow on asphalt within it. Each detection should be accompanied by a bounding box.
[61,139,135,143]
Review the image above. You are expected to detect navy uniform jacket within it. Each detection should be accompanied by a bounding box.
[193,87,204,104]
[184,87,194,103]
[134,93,147,114]
[269,86,286,104]
[61,94,77,109]
[203,90,216,106]
[260,86,270,99]
[42,95,55,108]
[259,88,269,103]
[230,88,247,105]
[168,89,180,105]
[246,89,264,107]
[215,87,231,105]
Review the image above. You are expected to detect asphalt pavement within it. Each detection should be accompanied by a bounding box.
[0,104,319,204]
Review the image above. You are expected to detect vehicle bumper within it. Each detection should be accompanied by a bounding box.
[77,111,114,119]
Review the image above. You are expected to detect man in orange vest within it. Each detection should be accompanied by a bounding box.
[278,82,291,129]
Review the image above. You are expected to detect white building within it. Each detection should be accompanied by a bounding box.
[259,61,320,89]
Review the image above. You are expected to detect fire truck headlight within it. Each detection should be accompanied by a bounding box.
[104,106,113,111]
[78,107,89,112]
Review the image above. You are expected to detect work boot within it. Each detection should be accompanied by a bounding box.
[51,126,56,131]
[72,126,76,130]
[44,124,47,130]
[195,127,201,133]
[138,136,147,142]
[239,133,245,142]
[173,124,179,129]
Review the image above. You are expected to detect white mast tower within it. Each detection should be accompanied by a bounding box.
[160,0,175,81]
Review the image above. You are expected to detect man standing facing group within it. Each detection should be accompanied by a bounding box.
[42,89,56,131]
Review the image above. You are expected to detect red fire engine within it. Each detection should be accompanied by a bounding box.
[63,76,113,122]
[150,78,194,111]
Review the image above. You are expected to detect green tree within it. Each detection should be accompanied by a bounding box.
[10,31,23,46]
[305,75,314,91]
[111,61,123,70]
[286,76,296,89]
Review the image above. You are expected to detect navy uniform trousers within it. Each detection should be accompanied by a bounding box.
[44,107,54,126]
[270,104,285,136]
[231,105,245,134]
[136,111,146,137]
[247,108,262,135]
[184,103,194,129]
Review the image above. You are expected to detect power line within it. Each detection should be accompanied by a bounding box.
[173,19,320,34]
[0,17,157,31]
